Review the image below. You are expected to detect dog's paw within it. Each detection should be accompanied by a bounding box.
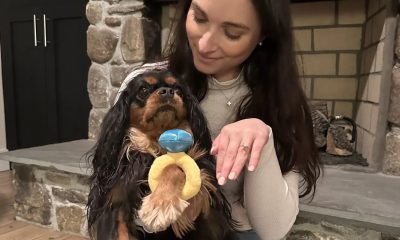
[138,193,190,232]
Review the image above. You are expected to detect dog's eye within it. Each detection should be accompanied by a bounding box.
[138,87,150,99]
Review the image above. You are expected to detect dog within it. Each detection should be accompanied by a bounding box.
[87,69,237,240]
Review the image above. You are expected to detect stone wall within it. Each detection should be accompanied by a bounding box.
[86,0,160,139]
[290,0,400,169]
[357,0,394,170]
[383,14,400,176]
[285,217,400,240]
[13,163,89,236]
[290,0,365,117]
[384,126,400,175]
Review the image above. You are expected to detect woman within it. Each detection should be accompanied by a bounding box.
[118,0,321,239]
[165,0,321,238]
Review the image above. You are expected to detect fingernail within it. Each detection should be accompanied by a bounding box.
[216,172,220,179]
[218,177,226,185]
[228,172,236,180]
[248,165,255,171]
[210,147,215,155]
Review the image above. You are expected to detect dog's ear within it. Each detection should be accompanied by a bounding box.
[91,89,133,170]
[87,87,134,230]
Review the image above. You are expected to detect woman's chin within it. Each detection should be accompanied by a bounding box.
[193,59,218,75]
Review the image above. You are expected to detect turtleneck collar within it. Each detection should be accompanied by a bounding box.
[207,69,244,90]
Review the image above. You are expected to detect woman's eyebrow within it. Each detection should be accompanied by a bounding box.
[222,22,250,31]
[191,2,249,31]
[191,2,207,16]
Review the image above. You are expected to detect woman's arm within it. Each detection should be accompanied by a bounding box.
[244,128,299,240]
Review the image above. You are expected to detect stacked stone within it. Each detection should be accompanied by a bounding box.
[13,163,89,235]
[285,219,400,240]
[383,16,400,176]
[86,0,160,139]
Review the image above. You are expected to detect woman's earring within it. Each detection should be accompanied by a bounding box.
[258,41,263,46]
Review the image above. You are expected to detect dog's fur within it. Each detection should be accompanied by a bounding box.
[87,70,237,240]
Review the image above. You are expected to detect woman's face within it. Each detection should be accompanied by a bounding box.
[186,0,262,81]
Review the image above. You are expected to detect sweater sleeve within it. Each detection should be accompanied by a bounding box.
[244,127,300,240]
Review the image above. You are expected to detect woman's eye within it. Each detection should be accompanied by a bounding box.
[193,14,207,24]
[225,31,242,40]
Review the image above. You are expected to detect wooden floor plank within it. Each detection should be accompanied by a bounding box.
[31,230,70,240]
[0,220,28,235]
[61,235,89,240]
[0,224,49,240]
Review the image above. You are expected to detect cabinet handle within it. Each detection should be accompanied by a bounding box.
[43,14,48,47]
[33,14,39,47]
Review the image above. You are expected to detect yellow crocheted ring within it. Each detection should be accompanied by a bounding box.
[148,152,201,201]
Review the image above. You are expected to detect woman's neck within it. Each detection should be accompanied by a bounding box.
[211,67,243,82]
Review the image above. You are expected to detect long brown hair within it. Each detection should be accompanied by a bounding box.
[164,0,321,198]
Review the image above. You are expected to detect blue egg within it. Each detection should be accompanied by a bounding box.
[159,129,193,152]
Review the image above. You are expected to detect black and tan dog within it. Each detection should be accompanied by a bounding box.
[87,70,236,240]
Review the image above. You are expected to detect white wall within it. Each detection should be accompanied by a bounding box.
[0,41,10,171]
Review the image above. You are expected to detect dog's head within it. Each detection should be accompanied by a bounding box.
[115,70,209,141]
[126,71,187,136]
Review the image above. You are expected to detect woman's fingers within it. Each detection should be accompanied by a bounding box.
[248,132,269,171]
[218,138,241,185]
[229,139,253,180]
[211,134,220,178]
[214,133,228,180]
[212,119,270,185]
[211,134,220,155]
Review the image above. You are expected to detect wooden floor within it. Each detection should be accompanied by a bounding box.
[0,170,88,240]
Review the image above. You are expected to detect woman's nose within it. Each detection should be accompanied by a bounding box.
[198,31,217,54]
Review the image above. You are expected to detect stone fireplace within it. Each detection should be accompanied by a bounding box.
[0,0,398,238]
[85,0,400,175]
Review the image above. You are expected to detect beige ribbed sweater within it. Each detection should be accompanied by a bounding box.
[200,75,300,240]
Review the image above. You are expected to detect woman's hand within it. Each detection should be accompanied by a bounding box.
[211,118,270,185]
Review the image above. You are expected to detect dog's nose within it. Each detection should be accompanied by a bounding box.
[157,87,174,101]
